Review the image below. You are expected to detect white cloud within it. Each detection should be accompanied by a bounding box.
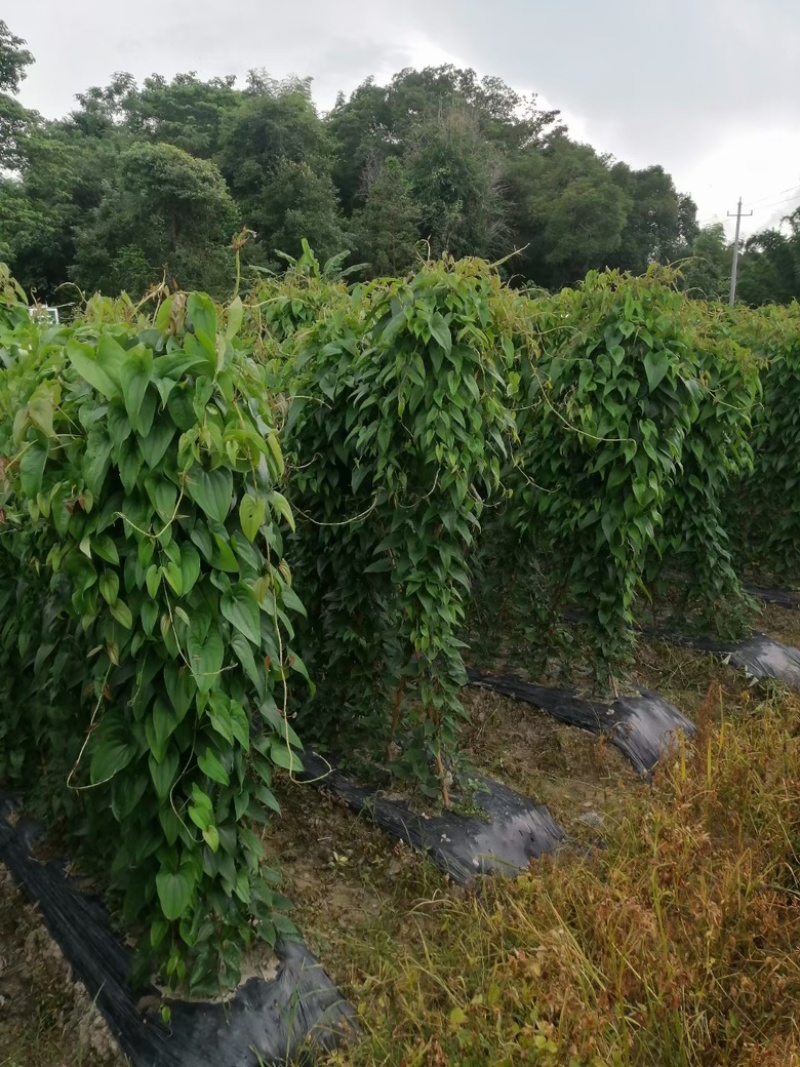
[672,125,800,238]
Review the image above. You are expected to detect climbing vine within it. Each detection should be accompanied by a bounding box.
[727,302,800,582]
[282,258,514,799]
[0,280,305,993]
[507,268,759,666]
[645,299,759,634]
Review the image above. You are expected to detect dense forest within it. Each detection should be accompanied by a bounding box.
[1,19,797,305]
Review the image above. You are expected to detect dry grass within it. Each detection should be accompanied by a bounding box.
[323,686,800,1066]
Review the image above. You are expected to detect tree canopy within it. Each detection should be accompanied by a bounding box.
[0,19,36,171]
[0,22,794,306]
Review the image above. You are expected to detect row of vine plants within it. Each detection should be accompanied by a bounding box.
[0,268,306,993]
[266,255,800,796]
[1,254,798,994]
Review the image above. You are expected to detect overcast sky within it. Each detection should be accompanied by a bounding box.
[6,0,800,240]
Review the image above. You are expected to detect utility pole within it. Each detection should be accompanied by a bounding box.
[727,197,753,306]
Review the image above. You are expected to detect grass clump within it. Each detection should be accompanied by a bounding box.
[328,688,800,1066]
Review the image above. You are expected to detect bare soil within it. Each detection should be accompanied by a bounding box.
[0,866,122,1067]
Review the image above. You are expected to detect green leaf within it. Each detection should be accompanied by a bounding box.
[187,625,224,694]
[255,784,280,813]
[187,293,218,342]
[117,437,143,494]
[644,350,671,392]
[186,467,233,525]
[189,523,213,563]
[270,490,295,532]
[83,429,113,496]
[156,867,195,921]
[109,598,133,629]
[141,599,159,636]
[154,348,210,381]
[150,918,170,949]
[99,571,120,605]
[28,396,54,438]
[149,749,179,800]
[198,747,230,786]
[239,494,266,542]
[138,421,176,469]
[90,727,137,784]
[120,345,154,435]
[233,869,251,903]
[146,565,161,599]
[107,403,132,447]
[226,296,244,340]
[66,340,121,400]
[281,585,306,618]
[207,691,233,743]
[229,700,251,751]
[164,661,196,719]
[19,443,47,498]
[159,806,182,847]
[189,791,213,831]
[145,476,178,524]
[94,535,119,565]
[211,534,239,573]
[202,826,220,852]
[180,544,201,595]
[221,587,261,646]
[429,312,452,355]
[153,699,179,747]
[231,631,263,693]
[111,772,148,822]
[601,509,619,545]
[155,294,176,332]
[270,741,302,772]
[164,561,183,596]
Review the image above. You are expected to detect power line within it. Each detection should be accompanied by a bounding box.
[727,197,753,307]
[743,184,799,209]
[760,192,800,213]
[696,194,800,232]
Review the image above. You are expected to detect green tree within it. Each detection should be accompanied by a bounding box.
[0,45,715,299]
[0,19,32,93]
[404,105,507,260]
[506,137,631,288]
[737,210,800,306]
[327,79,393,214]
[326,65,561,217]
[267,161,352,265]
[218,79,347,262]
[383,65,559,148]
[680,223,731,300]
[610,164,699,273]
[353,157,421,276]
[0,127,118,298]
[68,71,138,139]
[0,20,36,171]
[122,72,242,158]
[72,142,240,297]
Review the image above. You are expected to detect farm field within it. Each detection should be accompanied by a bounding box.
[1,255,800,1066]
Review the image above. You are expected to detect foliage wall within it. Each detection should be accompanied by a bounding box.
[1,251,798,997]
[0,268,305,993]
